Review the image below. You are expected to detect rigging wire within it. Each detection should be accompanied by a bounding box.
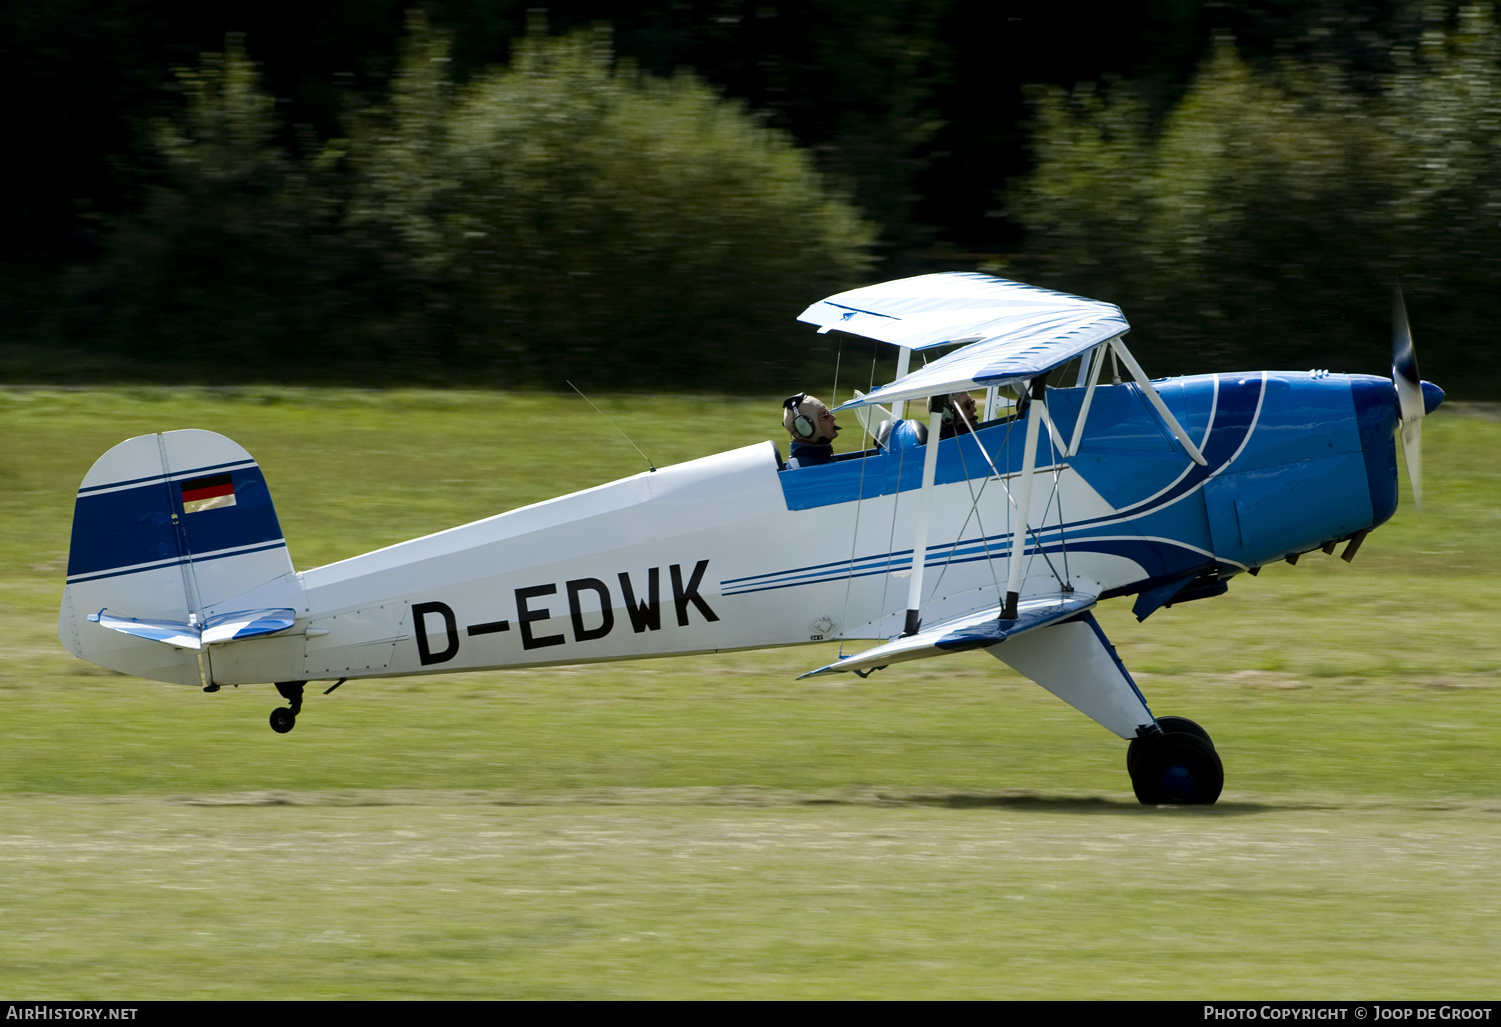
[877,441,910,640]
[918,397,1008,621]
[836,340,882,657]
[876,348,934,639]
[840,350,1105,640]
[921,396,1021,614]
[829,335,844,405]
[999,381,1067,587]
[857,353,1099,638]
[918,430,1004,624]
[1045,364,1073,587]
[917,372,1088,623]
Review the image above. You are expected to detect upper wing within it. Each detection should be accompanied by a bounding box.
[798,592,1097,679]
[797,273,1127,410]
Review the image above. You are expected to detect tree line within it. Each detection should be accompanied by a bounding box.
[1004,4,1501,388]
[2,2,1497,394]
[10,15,871,390]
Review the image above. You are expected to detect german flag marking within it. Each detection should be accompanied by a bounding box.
[181,473,236,514]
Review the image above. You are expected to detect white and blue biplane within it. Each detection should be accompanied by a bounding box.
[58,273,1443,804]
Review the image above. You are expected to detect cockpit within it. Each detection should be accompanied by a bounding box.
[778,387,1029,474]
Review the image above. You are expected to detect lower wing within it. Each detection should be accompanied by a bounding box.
[798,593,1097,679]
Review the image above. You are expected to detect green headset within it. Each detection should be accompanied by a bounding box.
[783,393,835,445]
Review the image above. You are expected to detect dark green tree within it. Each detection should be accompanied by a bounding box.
[346,15,874,389]
[64,18,872,388]
[1002,4,1501,392]
[68,39,360,377]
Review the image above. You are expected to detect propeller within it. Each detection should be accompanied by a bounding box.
[1391,282,1425,514]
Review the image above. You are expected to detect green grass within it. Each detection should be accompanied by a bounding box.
[2,387,1499,998]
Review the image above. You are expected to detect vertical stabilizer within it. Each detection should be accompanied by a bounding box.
[59,430,297,686]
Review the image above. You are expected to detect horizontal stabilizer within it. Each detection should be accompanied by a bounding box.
[798,593,1096,679]
[89,611,202,649]
[90,608,297,650]
[200,609,299,645]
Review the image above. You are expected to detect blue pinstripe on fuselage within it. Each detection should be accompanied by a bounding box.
[739,372,1393,600]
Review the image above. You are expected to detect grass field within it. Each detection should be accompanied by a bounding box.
[2,387,1499,999]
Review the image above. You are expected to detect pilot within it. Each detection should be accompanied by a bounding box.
[935,391,980,439]
[782,393,840,467]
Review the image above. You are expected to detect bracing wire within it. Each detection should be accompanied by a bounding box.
[877,348,935,639]
[836,340,882,657]
[829,336,844,405]
[860,353,1096,638]
[999,380,1067,588]
[918,376,1088,622]
[919,433,1003,624]
[1046,364,1073,587]
[919,398,1008,621]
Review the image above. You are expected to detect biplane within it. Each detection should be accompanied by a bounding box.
[58,273,1443,804]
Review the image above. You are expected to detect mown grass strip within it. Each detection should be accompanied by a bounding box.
[2,388,1497,997]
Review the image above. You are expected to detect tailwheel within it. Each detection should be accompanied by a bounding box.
[1129,719,1223,805]
[269,680,306,735]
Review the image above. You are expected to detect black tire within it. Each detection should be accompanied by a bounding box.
[1126,715,1214,773]
[269,707,296,734]
[1130,731,1223,805]
[1156,716,1213,746]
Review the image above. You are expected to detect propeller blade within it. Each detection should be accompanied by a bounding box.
[1400,417,1422,513]
[1392,284,1424,422]
[1391,282,1423,513]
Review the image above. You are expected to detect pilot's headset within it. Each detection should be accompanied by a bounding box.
[783,394,835,445]
[929,394,960,427]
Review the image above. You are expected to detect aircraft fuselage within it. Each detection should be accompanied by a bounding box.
[176,370,1401,687]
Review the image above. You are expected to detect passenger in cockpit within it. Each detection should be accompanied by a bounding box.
[782,393,840,467]
[936,391,979,438]
[874,391,979,451]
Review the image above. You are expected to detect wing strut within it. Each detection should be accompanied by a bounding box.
[1066,340,1111,457]
[1002,377,1047,619]
[1033,387,1070,456]
[891,346,912,421]
[1109,338,1207,466]
[901,403,947,636]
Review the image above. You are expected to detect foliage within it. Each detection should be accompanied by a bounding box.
[1003,5,1501,391]
[8,3,1501,393]
[67,40,358,373]
[53,18,872,390]
[345,14,873,388]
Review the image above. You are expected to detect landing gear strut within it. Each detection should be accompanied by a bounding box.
[270,681,305,734]
[1128,716,1223,805]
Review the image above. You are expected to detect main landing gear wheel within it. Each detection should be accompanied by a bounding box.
[1126,715,1213,773]
[1128,718,1223,805]
[269,680,306,735]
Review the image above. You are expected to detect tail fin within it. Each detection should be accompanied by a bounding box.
[59,430,298,685]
